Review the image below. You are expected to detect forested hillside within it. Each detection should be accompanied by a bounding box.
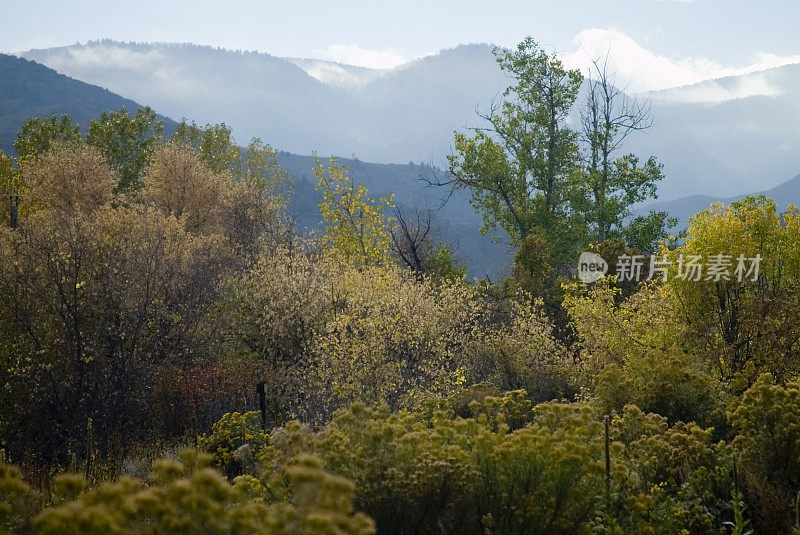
[0,53,510,278]
[0,53,175,153]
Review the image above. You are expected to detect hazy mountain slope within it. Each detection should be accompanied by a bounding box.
[351,44,507,162]
[19,41,506,163]
[21,40,800,202]
[21,42,338,156]
[11,40,800,273]
[0,55,509,278]
[640,172,800,230]
[0,53,168,154]
[637,64,800,197]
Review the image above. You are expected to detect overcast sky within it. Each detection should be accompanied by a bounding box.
[2,0,799,91]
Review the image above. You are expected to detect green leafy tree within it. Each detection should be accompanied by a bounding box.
[86,106,163,191]
[445,37,585,302]
[564,279,723,427]
[171,120,290,214]
[447,37,582,262]
[427,241,468,282]
[172,120,240,174]
[13,114,83,161]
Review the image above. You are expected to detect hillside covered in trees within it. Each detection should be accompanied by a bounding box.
[0,53,176,155]
[2,37,800,535]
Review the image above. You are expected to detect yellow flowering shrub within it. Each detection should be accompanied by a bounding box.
[32,449,374,535]
[314,156,394,266]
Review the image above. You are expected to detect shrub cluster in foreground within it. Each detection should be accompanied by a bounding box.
[5,379,800,534]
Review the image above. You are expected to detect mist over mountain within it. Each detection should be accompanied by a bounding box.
[0,49,511,279]
[0,52,176,154]
[6,41,800,277]
[18,40,800,203]
[20,41,506,170]
[631,64,800,198]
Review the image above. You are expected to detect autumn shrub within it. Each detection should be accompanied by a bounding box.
[310,264,479,412]
[480,402,609,535]
[224,243,574,424]
[729,374,800,532]
[465,297,577,405]
[198,412,269,478]
[0,455,31,535]
[609,405,733,534]
[32,448,373,535]
[592,349,723,429]
[144,141,286,257]
[0,203,228,462]
[213,244,338,423]
[565,279,724,427]
[214,393,616,535]
[222,247,469,420]
[0,134,290,465]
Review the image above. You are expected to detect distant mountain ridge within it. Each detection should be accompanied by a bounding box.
[640,172,800,230]
[20,40,504,170]
[0,52,177,154]
[17,40,800,202]
[0,52,510,279]
[5,42,800,277]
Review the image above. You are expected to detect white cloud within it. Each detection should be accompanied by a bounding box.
[313,43,408,69]
[562,28,800,101]
[289,58,389,89]
[563,28,703,92]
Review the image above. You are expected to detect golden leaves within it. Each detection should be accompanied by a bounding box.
[314,156,394,267]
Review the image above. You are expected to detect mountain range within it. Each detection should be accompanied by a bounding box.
[642,172,800,229]
[0,51,511,278]
[0,53,177,154]
[18,40,800,202]
[3,40,800,277]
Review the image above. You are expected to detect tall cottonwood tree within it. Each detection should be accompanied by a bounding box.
[445,38,676,298]
[573,58,673,250]
[447,38,582,246]
[444,38,584,297]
